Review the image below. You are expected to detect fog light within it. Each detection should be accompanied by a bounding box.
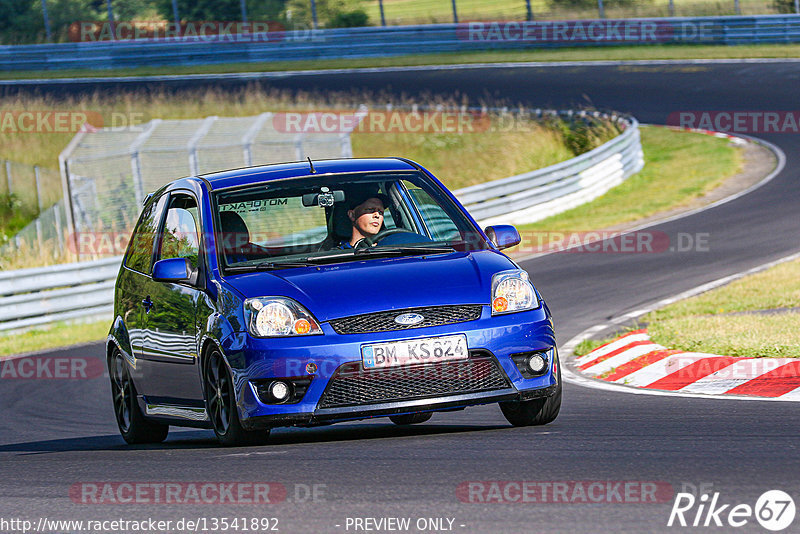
[527,354,546,373]
[269,381,290,402]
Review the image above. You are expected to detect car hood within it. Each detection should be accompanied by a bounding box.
[222,250,516,322]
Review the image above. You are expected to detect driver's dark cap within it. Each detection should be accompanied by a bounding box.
[347,191,390,211]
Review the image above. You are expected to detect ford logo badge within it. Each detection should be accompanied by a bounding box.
[394,313,424,326]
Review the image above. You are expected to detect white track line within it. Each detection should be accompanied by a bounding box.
[574,332,649,366]
[560,250,800,402]
[582,343,665,377]
[677,358,795,395]
[780,386,800,400]
[613,353,709,387]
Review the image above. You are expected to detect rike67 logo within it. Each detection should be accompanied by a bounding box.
[668,489,796,531]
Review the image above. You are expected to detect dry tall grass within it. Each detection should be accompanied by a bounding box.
[0,87,619,269]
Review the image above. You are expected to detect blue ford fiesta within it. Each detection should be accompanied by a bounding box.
[106,158,560,446]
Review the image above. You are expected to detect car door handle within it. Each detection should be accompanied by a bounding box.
[141,296,154,313]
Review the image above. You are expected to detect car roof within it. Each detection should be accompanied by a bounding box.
[200,157,420,191]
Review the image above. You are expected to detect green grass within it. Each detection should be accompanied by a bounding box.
[0,89,607,178]
[0,320,109,358]
[3,43,800,80]
[648,259,800,320]
[643,258,800,358]
[351,123,576,190]
[648,314,800,358]
[365,0,776,24]
[0,88,618,268]
[576,259,800,359]
[515,125,742,238]
[574,337,615,357]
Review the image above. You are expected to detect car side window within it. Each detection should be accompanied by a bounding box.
[125,194,167,274]
[404,183,461,241]
[158,195,200,270]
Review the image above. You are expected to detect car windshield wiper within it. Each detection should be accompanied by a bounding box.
[356,246,456,256]
[227,260,312,272]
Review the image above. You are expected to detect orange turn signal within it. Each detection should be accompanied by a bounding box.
[492,296,509,313]
[293,319,312,335]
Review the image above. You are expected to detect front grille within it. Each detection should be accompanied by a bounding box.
[318,352,510,409]
[329,305,483,335]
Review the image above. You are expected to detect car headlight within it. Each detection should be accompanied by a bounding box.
[244,297,323,337]
[491,269,539,315]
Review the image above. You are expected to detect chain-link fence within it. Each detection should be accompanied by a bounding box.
[365,0,799,24]
[57,112,354,260]
[0,162,64,256]
[25,0,799,46]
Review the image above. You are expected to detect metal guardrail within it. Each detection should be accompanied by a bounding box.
[0,256,119,332]
[1,15,800,71]
[0,114,642,333]
[459,114,643,225]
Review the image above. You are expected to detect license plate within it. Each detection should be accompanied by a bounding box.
[361,334,468,370]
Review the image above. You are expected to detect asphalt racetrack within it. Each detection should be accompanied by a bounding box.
[2,61,800,533]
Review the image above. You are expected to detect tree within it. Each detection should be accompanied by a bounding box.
[32,0,100,42]
[285,0,369,27]
[773,0,799,13]
[0,0,43,44]
[155,0,287,22]
[547,0,639,9]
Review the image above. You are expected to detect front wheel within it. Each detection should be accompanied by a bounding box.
[204,350,270,446]
[109,349,169,444]
[500,356,562,427]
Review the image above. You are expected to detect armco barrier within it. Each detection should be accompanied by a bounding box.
[0,256,120,332]
[1,15,800,71]
[0,114,642,333]
[459,114,642,225]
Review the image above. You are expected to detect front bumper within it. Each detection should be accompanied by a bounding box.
[221,305,557,429]
[241,383,558,430]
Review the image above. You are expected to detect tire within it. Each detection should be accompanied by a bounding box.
[204,349,270,446]
[389,412,433,425]
[109,349,169,444]
[500,354,562,427]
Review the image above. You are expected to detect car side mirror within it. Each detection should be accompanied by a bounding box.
[484,225,521,250]
[152,257,196,284]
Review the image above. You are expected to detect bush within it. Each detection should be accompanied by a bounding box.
[285,0,369,28]
[547,0,640,9]
[0,0,44,44]
[0,193,38,239]
[327,8,368,28]
[773,0,799,13]
[546,116,622,156]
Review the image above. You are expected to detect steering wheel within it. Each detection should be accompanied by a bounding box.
[363,227,416,247]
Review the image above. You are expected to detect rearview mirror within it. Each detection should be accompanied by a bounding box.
[302,189,345,207]
[484,225,521,250]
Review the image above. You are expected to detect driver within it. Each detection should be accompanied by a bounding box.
[341,192,390,249]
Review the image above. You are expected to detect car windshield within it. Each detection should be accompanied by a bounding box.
[213,171,488,271]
